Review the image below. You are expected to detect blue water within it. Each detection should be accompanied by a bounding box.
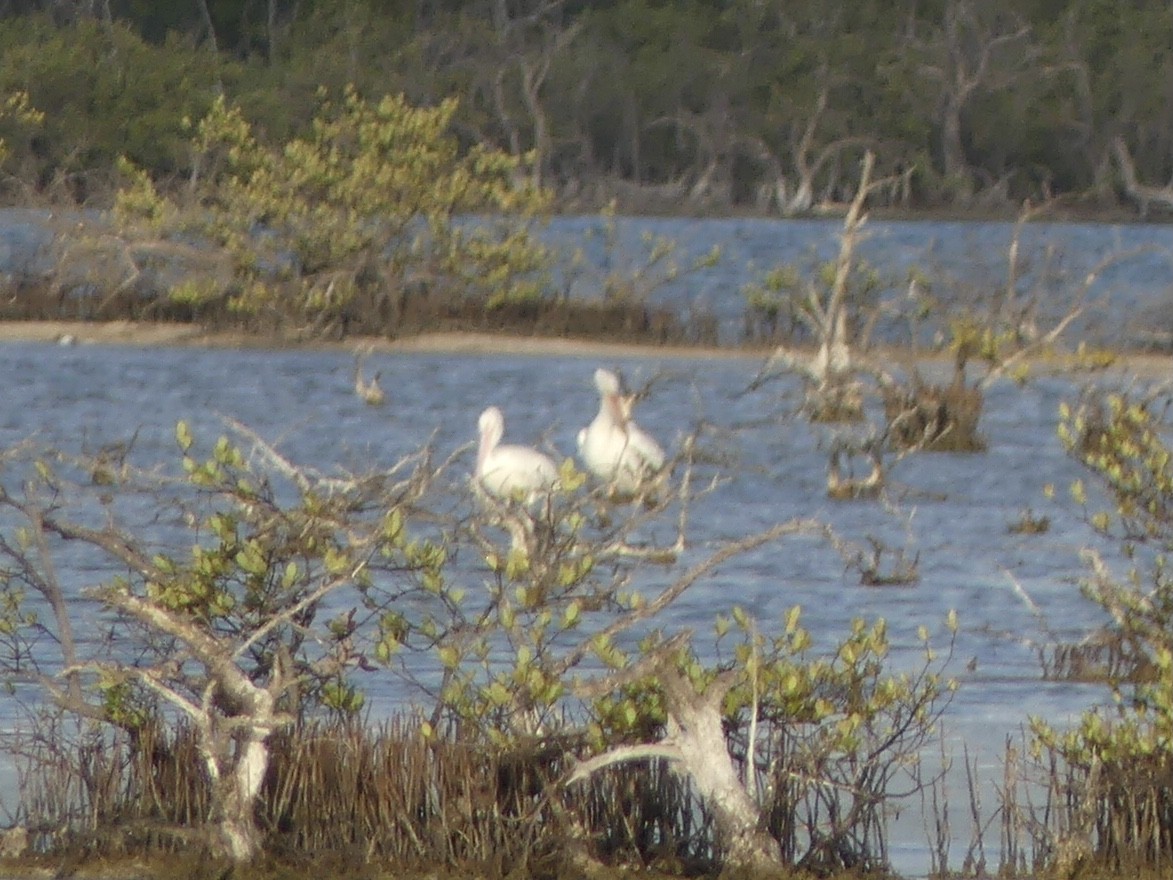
[1,212,1171,876]
[541,213,1173,346]
[8,208,1173,347]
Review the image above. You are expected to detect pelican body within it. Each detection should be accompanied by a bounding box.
[577,368,665,495]
[476,406,558,504]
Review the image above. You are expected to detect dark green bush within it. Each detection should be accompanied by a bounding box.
[0,16,228,200]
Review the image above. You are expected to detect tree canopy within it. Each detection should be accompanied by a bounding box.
[3,0,1173,213]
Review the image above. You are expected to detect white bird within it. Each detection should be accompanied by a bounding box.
[476,406,559,504]
[577,368,665,496]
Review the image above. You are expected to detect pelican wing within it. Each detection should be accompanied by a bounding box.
[480,444,558,502]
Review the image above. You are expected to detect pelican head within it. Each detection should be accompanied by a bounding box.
[477,406,505,462]
[593,368,628,424]
[594,368,621,396]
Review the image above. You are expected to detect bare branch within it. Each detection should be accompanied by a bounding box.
[979,244,1158,389]
[555,519,824,681]
[565,742,685,785]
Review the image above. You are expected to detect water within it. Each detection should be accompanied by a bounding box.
[1,214,1171,875]
[542,213,1173,346]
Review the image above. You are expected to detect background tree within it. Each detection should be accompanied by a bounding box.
[912,1,1036,202]
[0,16,228,199]
[7,0,1173,212]
[0,91,43,191]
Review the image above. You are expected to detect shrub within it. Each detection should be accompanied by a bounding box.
[1027,389,1173,870]
[113,87,553,335]
[0,412,959,876]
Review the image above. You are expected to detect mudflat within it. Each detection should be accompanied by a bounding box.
[0,319,758,360]
[2,319,1171,380]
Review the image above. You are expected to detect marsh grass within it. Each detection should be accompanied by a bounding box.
[912,729,1173,880]
[10,714,713,876]
[7,702,964,877]
[989,736,1173,878]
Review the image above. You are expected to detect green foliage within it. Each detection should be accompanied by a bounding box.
[4,1,1173,210]
[1055,391,1173,699]
[138,421,415,710]
[947,314,1030,382]
[114,87,553,331]
[98,678,155,731]
[0,91,43,169]
[0,16,226,190]
[1033,388,1173,867]
[721,605,957,757]
[1058,393,1173,542]
[407,470,614,740]
[589,603,957,758]
[742,255,888,345]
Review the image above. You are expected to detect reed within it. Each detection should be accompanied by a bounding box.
[974,731,1173,879]
[13,705,957,876]
[26,676,1169,879]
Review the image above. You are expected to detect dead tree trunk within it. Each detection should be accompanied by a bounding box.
[570,635,785,876]
[100,589,293,863]
[658,666,783,873]
[803,151,876,421]
[205,698,278,861]
[1112,136,1173,217]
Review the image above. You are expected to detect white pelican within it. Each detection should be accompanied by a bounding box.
[476,406,559,504]
[577,368,665,495]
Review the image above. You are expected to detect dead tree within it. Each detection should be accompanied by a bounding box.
[919,2,1034,201]
[749,151,906,422]
[1112,136,1173,218]
[569,635,787,876]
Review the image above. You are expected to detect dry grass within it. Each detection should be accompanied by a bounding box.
[8,702,966,878]
[882,372,987,453]
[10,714,717,877]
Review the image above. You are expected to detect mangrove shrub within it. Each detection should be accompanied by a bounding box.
[114,87,553,335]
[1031,390,1173,870]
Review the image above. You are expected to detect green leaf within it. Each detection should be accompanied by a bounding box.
[175,420,193,452]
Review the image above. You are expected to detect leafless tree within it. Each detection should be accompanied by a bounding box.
[918,1,1035,200]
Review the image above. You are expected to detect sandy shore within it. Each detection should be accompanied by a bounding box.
[0,319,760,360]
[2,319,1171,379]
